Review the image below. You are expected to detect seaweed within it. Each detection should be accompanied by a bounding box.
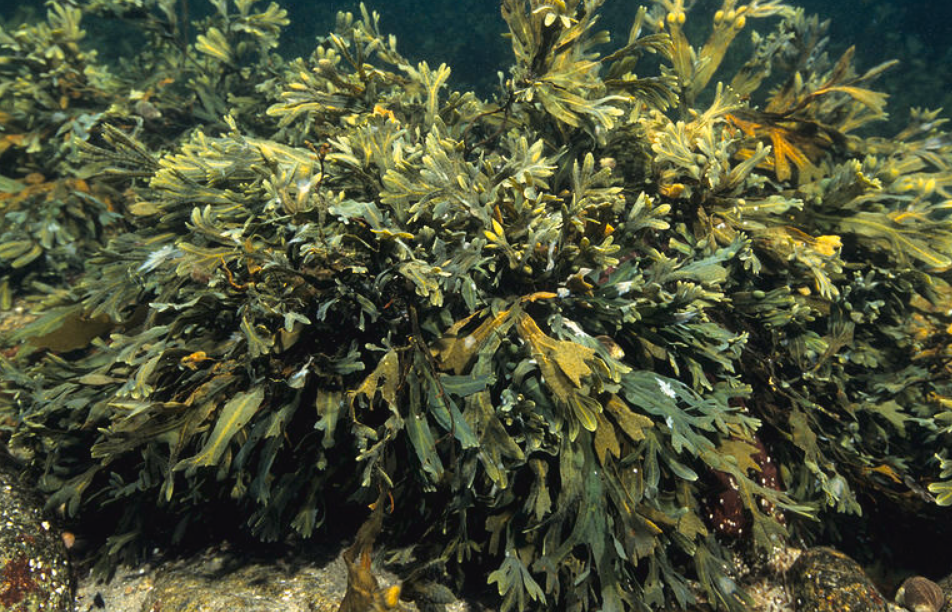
[3,1,952,610]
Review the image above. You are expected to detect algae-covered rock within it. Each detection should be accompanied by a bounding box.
[0,455,71,612]
[789,547,887,612]
[74,543,478,612]
[138,546,409,612]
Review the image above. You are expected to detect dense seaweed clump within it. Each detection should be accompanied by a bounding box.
[0,0,287,301]
[3,0,952,610]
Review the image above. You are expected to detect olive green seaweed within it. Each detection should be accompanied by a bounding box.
[0,0,289,302]
[3,1,952,611]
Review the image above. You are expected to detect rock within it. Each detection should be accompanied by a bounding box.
[0,454,71,612]
[788,547,888,612]
[139,546,370,612]
[76,543,458,612]
[73,562,156,612]
[73,542,486,612]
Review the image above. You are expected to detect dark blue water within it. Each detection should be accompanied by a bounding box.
[295,0,952,127]
[3,0,950,125]
[276,1,952,112]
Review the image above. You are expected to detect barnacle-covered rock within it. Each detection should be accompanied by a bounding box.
[788,547,887,612]
[138,546,412,612]
[0,453,71,612]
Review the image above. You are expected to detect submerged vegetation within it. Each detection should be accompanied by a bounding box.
[2,0,952,610]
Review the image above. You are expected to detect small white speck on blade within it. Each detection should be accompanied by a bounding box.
[563,319,588,337]
[656,377,676,399]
